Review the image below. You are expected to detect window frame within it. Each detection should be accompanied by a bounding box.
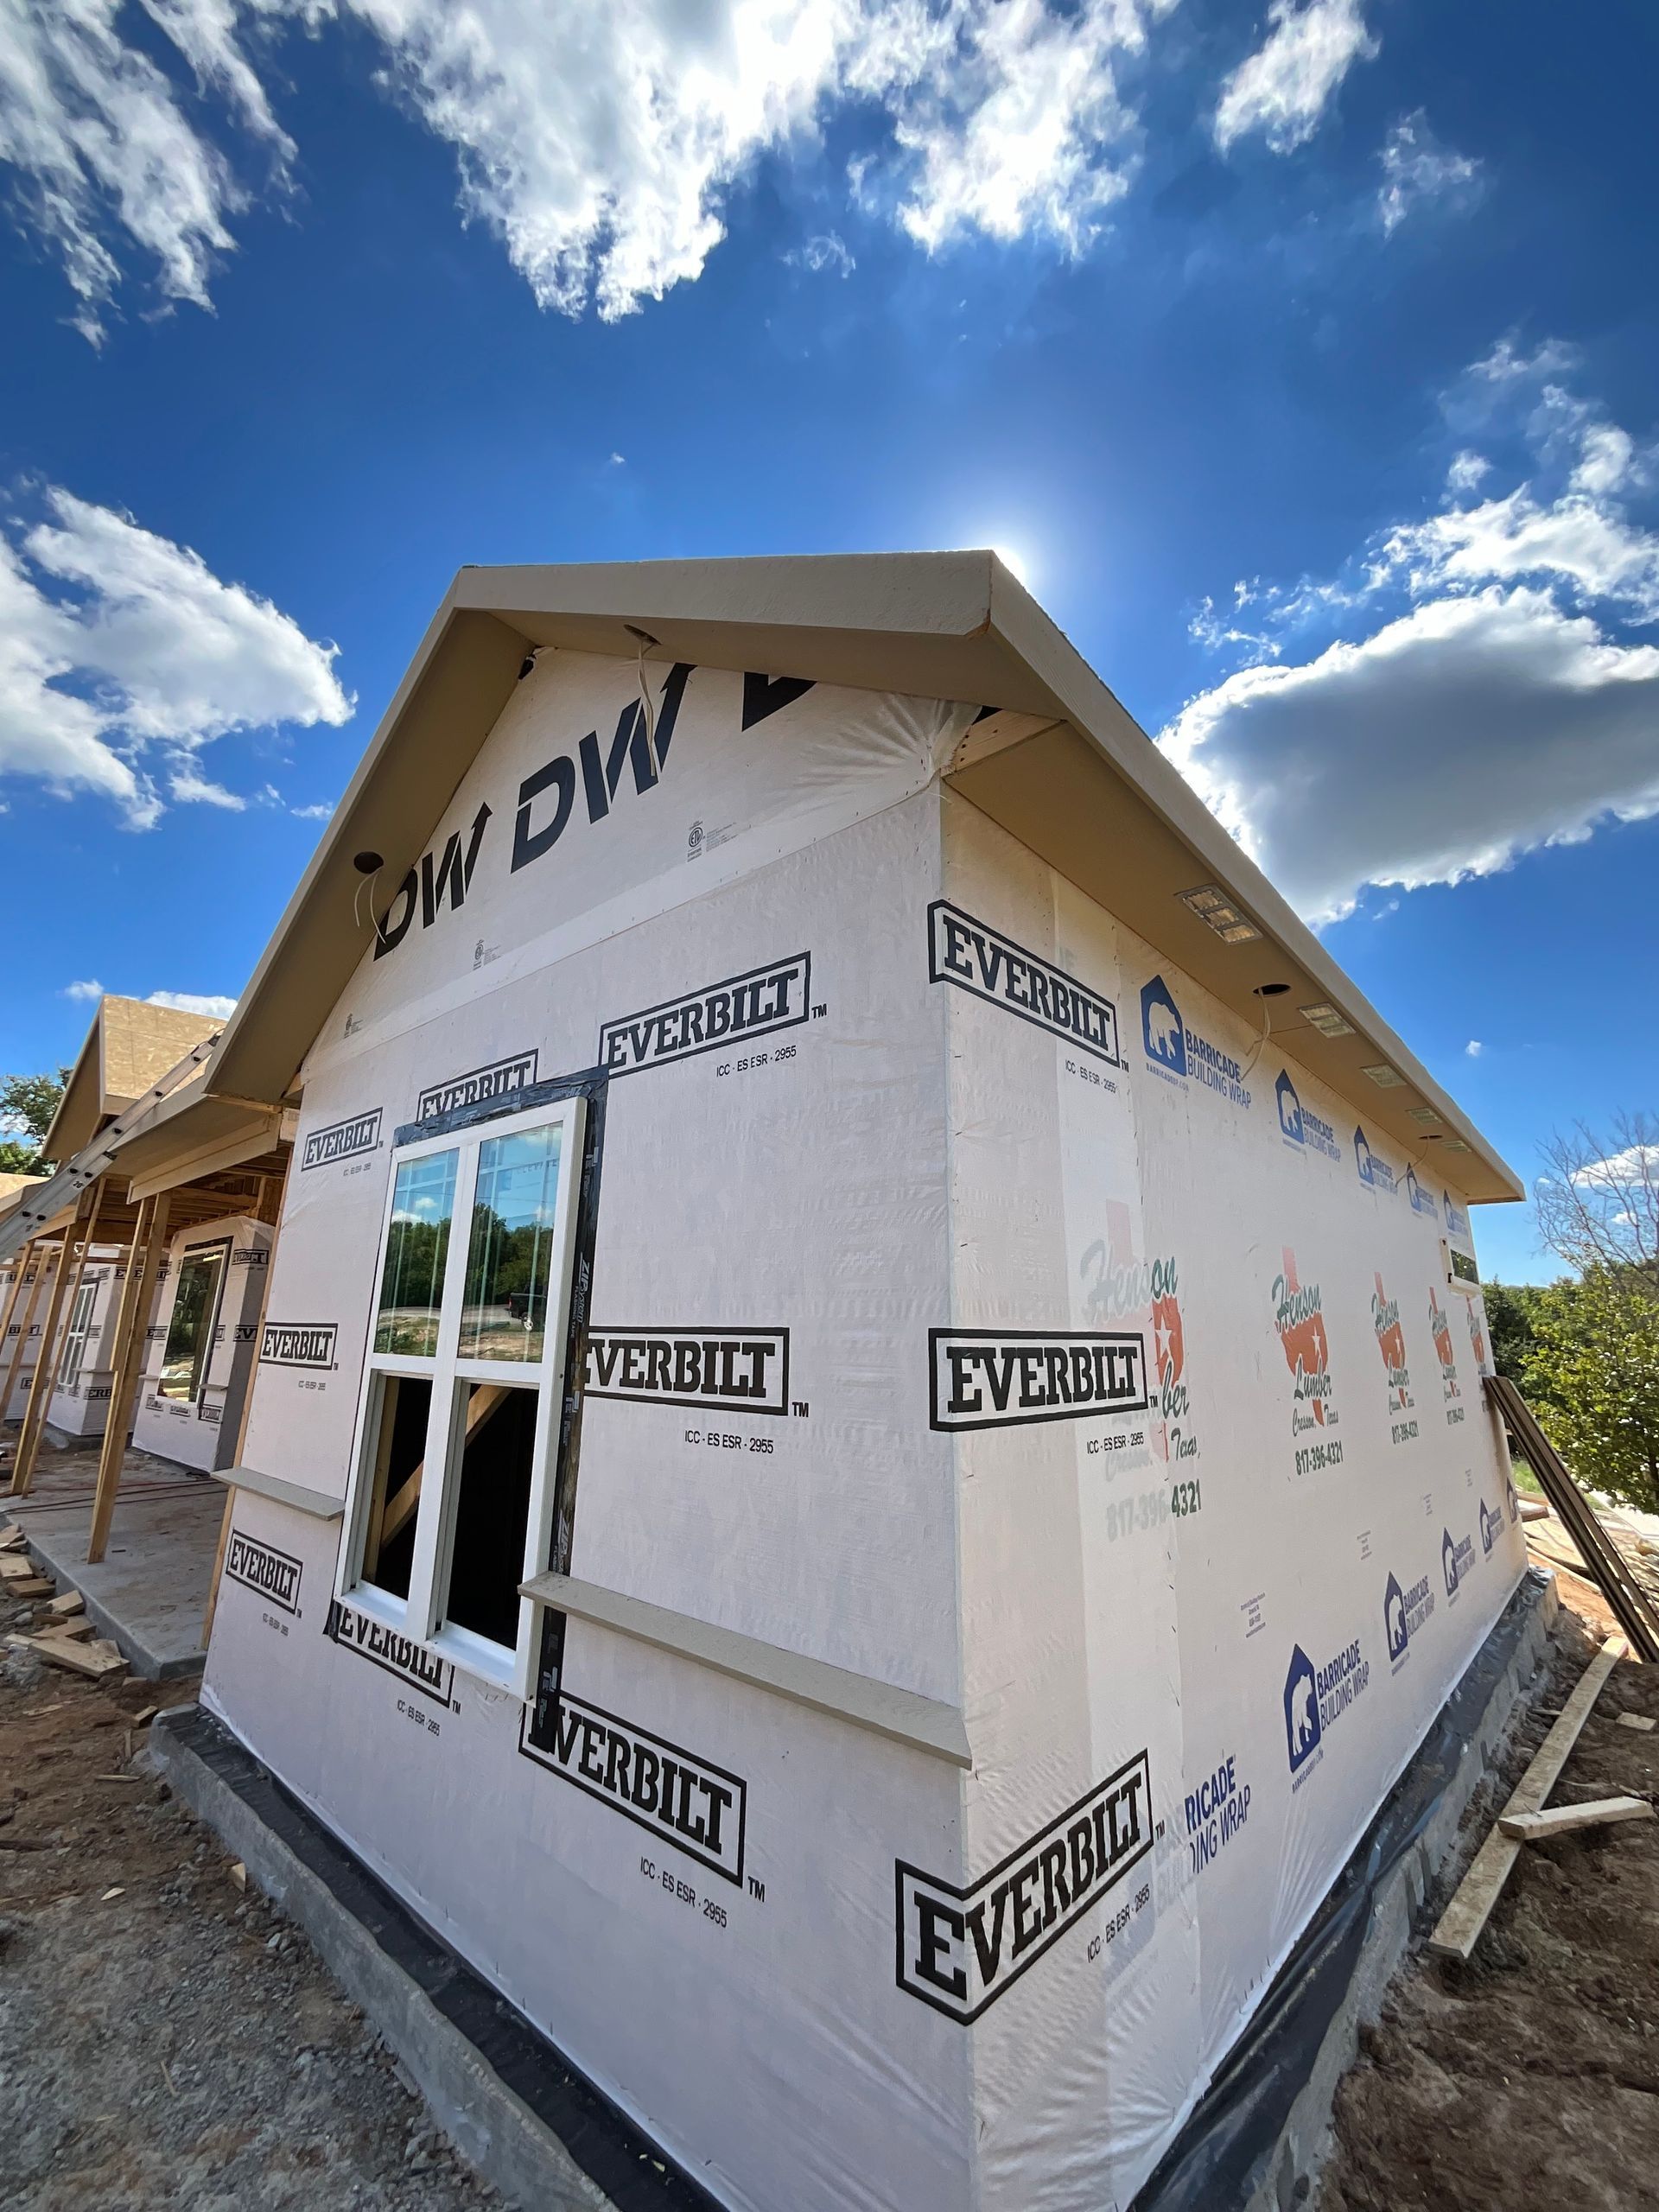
[336,1094,586,1700]
[158,1236,231,1403]
[60,1278,100,1391]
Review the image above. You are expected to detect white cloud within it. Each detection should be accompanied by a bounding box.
[289,798,334,820]
[0,486,351,824]
[62,977,105,1001]
[1465,1039,1484,1058]
[168,760,247,808]
[1160,584,1659,924]
[1376,110,1479,233]
[785,232,855,276]
[1214,0,1376,155]
[1446,450,1490,495]
[145,988,237,1017]
[1381,483,1659,621]
[1573,1142,1659,1188]
[0,0,1179,327]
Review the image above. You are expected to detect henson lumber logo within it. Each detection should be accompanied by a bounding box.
[521,1693,747,1885]
[928,902,1121,1068]
[1273,1250,1337,1433]
[1372,1273,1413,1415]
[929,1328,1148,1432]
[600,955,812,1075]
[261,1322,338,1370]
[1429,1290,1461,1402]
[225,1531,302,1615]
[326,1599,455,1707]
[1141,975,1249,1108]
[584,1327,789,1415]
[1384,1569,1433,1669]
[896,1751,1154,2022]
[416,1051,538,1121]
[301,1109,383,1171]
[1284,1639,1370,1786]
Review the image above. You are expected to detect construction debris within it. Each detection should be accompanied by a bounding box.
[1498,1794,1655,1840]
[7,1578,55,1600]
[1427,1633,1626,1962]
[5,1633,124,1681]
[1616,1712,1656,1732]
[44,1591,84,1618]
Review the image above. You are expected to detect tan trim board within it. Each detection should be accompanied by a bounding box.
[214,1465,344,1522]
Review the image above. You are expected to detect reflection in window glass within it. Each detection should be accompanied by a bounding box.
[160,1249,226,1400]
[374,1151,457,1357]
[459,1126,562,1363]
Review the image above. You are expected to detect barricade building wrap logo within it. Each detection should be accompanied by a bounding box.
[1185,1753,1250,1878]
[523,1693,747,1884]
[1405,1166,1440,1218]
[930,903,1121,1067]
[326,1599,456,1707]
[601,955,812,1075]
[1442,1526,1475,1599]
[1371,1273,1413,1418]
[1384,1569,1433,1669]
[301,1109,383,1171]
[225,1530,302,1614]
[261,1322,338,1370]
[416,1051,539,1122]
[584,1327,789,1416]
[1273,1251,1339,1450]
[1141,976,1249,1108]
[1479,1499,1503,1556]
[1444,1191,1469,1236]
[1354,1128,1397,1195]
[929,1328,1148,1432]
[895,1751,1154,2022]
[1275,1071,1342,1161]
[1284,1637,1370,1786]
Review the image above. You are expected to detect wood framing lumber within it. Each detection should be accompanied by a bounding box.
[1499,1796,1655,1841]
[45,1590,83,1617]
[7,1576,55,1599]
[380,1382,509,1549]
[0,1239,52,1421]
[0,1525,25,1550]
[12,1179,101,1497]
[0,1552,38,1579]
[39,1618,92,1642]
[6,1631,124,1678]
[88,1193,169,1566]
[1428,1635,1627,1961]
[202,1166,284,1650]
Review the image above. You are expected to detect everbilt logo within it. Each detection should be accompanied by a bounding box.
[1405,1165,1439,1218]
[1443,1526,1475,1599]
[327,1599,456,1706]
[301,1109,383,1171]
[896,1751,1154,2022]
[600,955,811,1075]
[1275,1071,1340,1160]
[584,1327,789,1415]
[1354,1128,1397,1194]
[1141,976,1249,1107]
[416,1051,539,1121]
[226,1531,302,1614]
[929,1328,1148,1432]
[929,903,1121,1067]
[1284,1638,1370,1783]
[1384,1569,1434,1668]
[523,1693,746,1885]
[261,1322,338,1370]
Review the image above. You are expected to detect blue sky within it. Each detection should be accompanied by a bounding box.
[1,0,1656,1282]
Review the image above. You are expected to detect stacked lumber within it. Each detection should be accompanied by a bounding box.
[6,1630,124,1679]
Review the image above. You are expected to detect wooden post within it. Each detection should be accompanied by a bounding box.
[11,1182,103,1497]
[201,1177,285,1648]
[0,1254,32,1405]
[86,1192,170,1566]
[1,1240,54,1429]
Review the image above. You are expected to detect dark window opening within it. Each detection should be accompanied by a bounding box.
[160,1246,227,1401]
[360,1374,433,1602]
[441,1383,537,1650]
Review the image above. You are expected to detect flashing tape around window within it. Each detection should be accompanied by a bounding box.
[216,1465,344,1522]
[521,1570,972,1769]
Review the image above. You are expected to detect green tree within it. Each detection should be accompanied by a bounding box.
[1483,1281,1551,1396]
[0,1065,69,1176]
[1524,1270,1659,1514]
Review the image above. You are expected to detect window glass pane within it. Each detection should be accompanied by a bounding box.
[440,1382,537,1649]
[459,1125,562,1363]
[160,1249,225,1400]
[359,1373,432,1602]
[61,1282,97,1389]
[374,1151,458,1357]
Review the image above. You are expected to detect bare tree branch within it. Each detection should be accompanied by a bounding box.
[1535,1111,1659,1295]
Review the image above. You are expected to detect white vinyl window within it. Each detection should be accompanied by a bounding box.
[60,1281,99,1390]
[337,1095,584,1697]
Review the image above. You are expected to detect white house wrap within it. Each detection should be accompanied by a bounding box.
[199,559,1523,2212]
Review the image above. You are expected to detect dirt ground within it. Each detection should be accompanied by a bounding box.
[1319,1591,1659,2212]
[0,1571,503,2209]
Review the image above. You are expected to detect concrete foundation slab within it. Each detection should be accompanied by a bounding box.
[3,1438,221,1677]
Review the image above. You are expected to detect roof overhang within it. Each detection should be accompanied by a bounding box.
[203,551,1521,1204]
